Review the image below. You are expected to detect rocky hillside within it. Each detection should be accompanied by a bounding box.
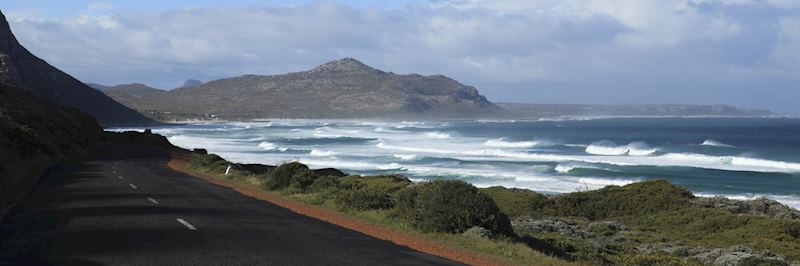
[104,58,502,120]
[498,103,773,117]
[89,83,164,107]
[0,11,155,126]
[0,83,102,216]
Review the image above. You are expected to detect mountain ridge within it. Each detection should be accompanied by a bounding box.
[0,11,156,126]
[103,58,503,120]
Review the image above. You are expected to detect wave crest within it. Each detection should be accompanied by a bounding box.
[701,139,734,147]
[484,138,541,148]
[585,141,658,156]
[425,131,451,139]
[309,149,338,157]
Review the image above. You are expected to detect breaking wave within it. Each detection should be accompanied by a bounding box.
[701,139,735,147]
[585,141,658,156]
[484,138,541,148]
[309,149,339,157]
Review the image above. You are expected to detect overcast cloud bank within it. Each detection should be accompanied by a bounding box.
[5,0,800,113]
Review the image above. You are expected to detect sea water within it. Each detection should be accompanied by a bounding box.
[113,117,800,209]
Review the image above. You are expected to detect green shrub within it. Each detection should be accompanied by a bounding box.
[335,187,394,211]
[616,254,693,266]
[396,180,513,235]
[188,153,230,174]
[540,235,608,263]
[263,162,314,191]
[787,222,800,239]
[547,180,694,220]
[462,226,494,239]
[310,175,341,192]
[481,186,551,218]
[339,174,411,193]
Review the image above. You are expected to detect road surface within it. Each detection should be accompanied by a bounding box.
[0,142,460,266]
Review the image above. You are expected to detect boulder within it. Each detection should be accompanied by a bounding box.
[512,217,594,238]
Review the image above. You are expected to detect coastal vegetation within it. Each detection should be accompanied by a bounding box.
[0,84,102,217]
[186,150,800,265]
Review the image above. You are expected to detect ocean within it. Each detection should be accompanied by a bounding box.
[113,117,800,209]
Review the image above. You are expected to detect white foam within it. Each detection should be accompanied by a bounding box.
[585,141,658,156]
[701,139,735,148]
[299,158,402,170]
[393,154,419,160]
[258,141,278,150]
[577,177,639,187]
[309,149,338,157]
[554,164,577,173]
[484,138,541,148]
[425,131,451,139]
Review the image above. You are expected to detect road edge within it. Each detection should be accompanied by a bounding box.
[165,149,513,266]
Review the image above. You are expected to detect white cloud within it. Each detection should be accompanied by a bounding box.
[5,0,800,112]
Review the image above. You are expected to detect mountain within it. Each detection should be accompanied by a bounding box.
[94,83,165,108]
[104,58,502,120]
[497,103,773,117]
[0,11,156,126]
[180,79,203,88]
[97,83,163,97]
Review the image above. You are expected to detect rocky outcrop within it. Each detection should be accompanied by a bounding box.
[637,244,790,266]
[512,217,595,239]
[693,196,800,220]
[103,58,503,120]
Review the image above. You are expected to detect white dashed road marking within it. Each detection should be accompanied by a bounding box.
[129,184,138,189]
[177,218,198,231]
[147,197,159,205]
[118,175,124,179]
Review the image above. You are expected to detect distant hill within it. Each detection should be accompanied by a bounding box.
[497,103,773,118]
[90,83,165,108]
[103,58,503,120]
[180,79,203,88]
[0,11,156,126]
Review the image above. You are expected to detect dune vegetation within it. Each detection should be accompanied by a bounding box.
[185,150,800,266]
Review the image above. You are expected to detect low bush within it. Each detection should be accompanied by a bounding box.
[335,187,394,211]
[188,153,230,174]
[616,254,693,266]
[309,175,341,192]
[546,180,694,220]
[395,180,513,235]
[263,162,314,191]
[786,222,800,239]
[339,174,411,193]
[481,186,551,218]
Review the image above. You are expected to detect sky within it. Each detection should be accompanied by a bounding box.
[1,0,799,113]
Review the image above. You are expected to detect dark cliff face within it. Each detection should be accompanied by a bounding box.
[104,58,503,120]
[0,11,156,127]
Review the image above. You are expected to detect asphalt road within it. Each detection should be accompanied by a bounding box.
[0,142,461,266]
